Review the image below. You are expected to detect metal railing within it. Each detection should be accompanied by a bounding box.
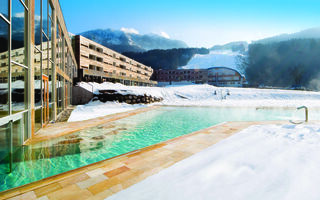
[290,106,308,124]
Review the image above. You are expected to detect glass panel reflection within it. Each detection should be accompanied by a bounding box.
[11,64,27,113]
[42,34,49,75]
[12,118,23,170]
[34,0,41,46]
[12,0,26,65]
[0,0,9,19]
[34,108,42,132]
[34,49,42,106]
[0,122,11,174]
[0,18,9,118]
[42,0,48,36]
[56,75,63,114]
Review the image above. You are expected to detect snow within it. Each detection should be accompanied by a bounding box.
[68,82,320,122]
[180,50,242,72]
[106,124,320,200]
[67,101,147,122]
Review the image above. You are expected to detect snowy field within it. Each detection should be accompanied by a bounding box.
[106,124,320,200]
[68,82,320,122]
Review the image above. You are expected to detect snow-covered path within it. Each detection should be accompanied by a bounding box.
[106,124,320,200]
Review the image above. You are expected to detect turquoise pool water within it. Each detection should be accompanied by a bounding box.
[0,106,317,191]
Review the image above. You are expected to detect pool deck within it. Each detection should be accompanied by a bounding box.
[0,118,290,200]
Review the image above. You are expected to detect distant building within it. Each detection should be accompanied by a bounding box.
[72,35,156,86]
[207,67,246,87]
[152,67,246,87]
[152,69,208,85]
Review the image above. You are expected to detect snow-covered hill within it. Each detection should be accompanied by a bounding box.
[254,27,320,44]
[180,50,243,73]
[79,29,188,53]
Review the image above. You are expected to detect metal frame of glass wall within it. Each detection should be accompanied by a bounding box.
[0,0,76,174]
[0,0,31,174]
[34,0,55,132]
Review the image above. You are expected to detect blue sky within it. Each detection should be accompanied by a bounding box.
[60,0,320,47]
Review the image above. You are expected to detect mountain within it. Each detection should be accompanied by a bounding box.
[254,27,320,44]
[123,48,209,70]
[210,41,248,52]
[78,29,188,53]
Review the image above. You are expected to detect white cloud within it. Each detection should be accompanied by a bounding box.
[120,27,139,35]
[14,12,24,18]
[160,31,170,39]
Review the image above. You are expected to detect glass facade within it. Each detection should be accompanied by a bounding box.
[0,0,29,175]
[0,18,9,117]
[0,0,9,19]
[0,0,77,175]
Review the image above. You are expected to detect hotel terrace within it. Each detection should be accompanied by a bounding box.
[72,35,156,86]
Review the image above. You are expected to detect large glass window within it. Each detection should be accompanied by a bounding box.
[56,75,63,114]
[42,33,49,75]
[49,61,53,102]
[34,49,41,106]
[12,0,26,65]
[34,0,41,46]
[0,0,9,19]
[0,18,9,117]
[0,122,11,174]
[42,0,48,36]
[11,63,27,113]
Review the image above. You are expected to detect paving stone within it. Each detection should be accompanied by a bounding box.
[76,175,108,189]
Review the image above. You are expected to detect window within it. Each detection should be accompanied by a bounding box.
[34,0,41,46]
[34,49,41,106]
[12,0,26,65]
[0,18,9,117]
[96,47,103,53]
[89,54,95,60]
[89,44,95,50]
[11,63,27,113]
[89,65,95,70]
[42,0,48,36]
[96,57,103,62]
[0,0,9,19]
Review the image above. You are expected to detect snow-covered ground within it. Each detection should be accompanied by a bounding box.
[68,101,148,122]
[106,124,320,200]
[68,82,320,122]
[180,50,242,72]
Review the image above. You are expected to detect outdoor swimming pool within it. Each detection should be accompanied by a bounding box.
[0,106,318,192]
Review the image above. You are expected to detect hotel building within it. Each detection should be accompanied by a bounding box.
[153,67,246,87]
[72,35,156,86]
[0,0,77,173]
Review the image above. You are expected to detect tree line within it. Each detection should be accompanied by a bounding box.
[123,48,209,70]
[240,39,320,89]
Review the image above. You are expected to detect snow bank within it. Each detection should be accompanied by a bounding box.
[106,124,320,200]
[68,101,147,122]
[68,82,320,122]
[78,82,320,107]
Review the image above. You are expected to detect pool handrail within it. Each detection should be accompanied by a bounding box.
[289,106,308,124]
